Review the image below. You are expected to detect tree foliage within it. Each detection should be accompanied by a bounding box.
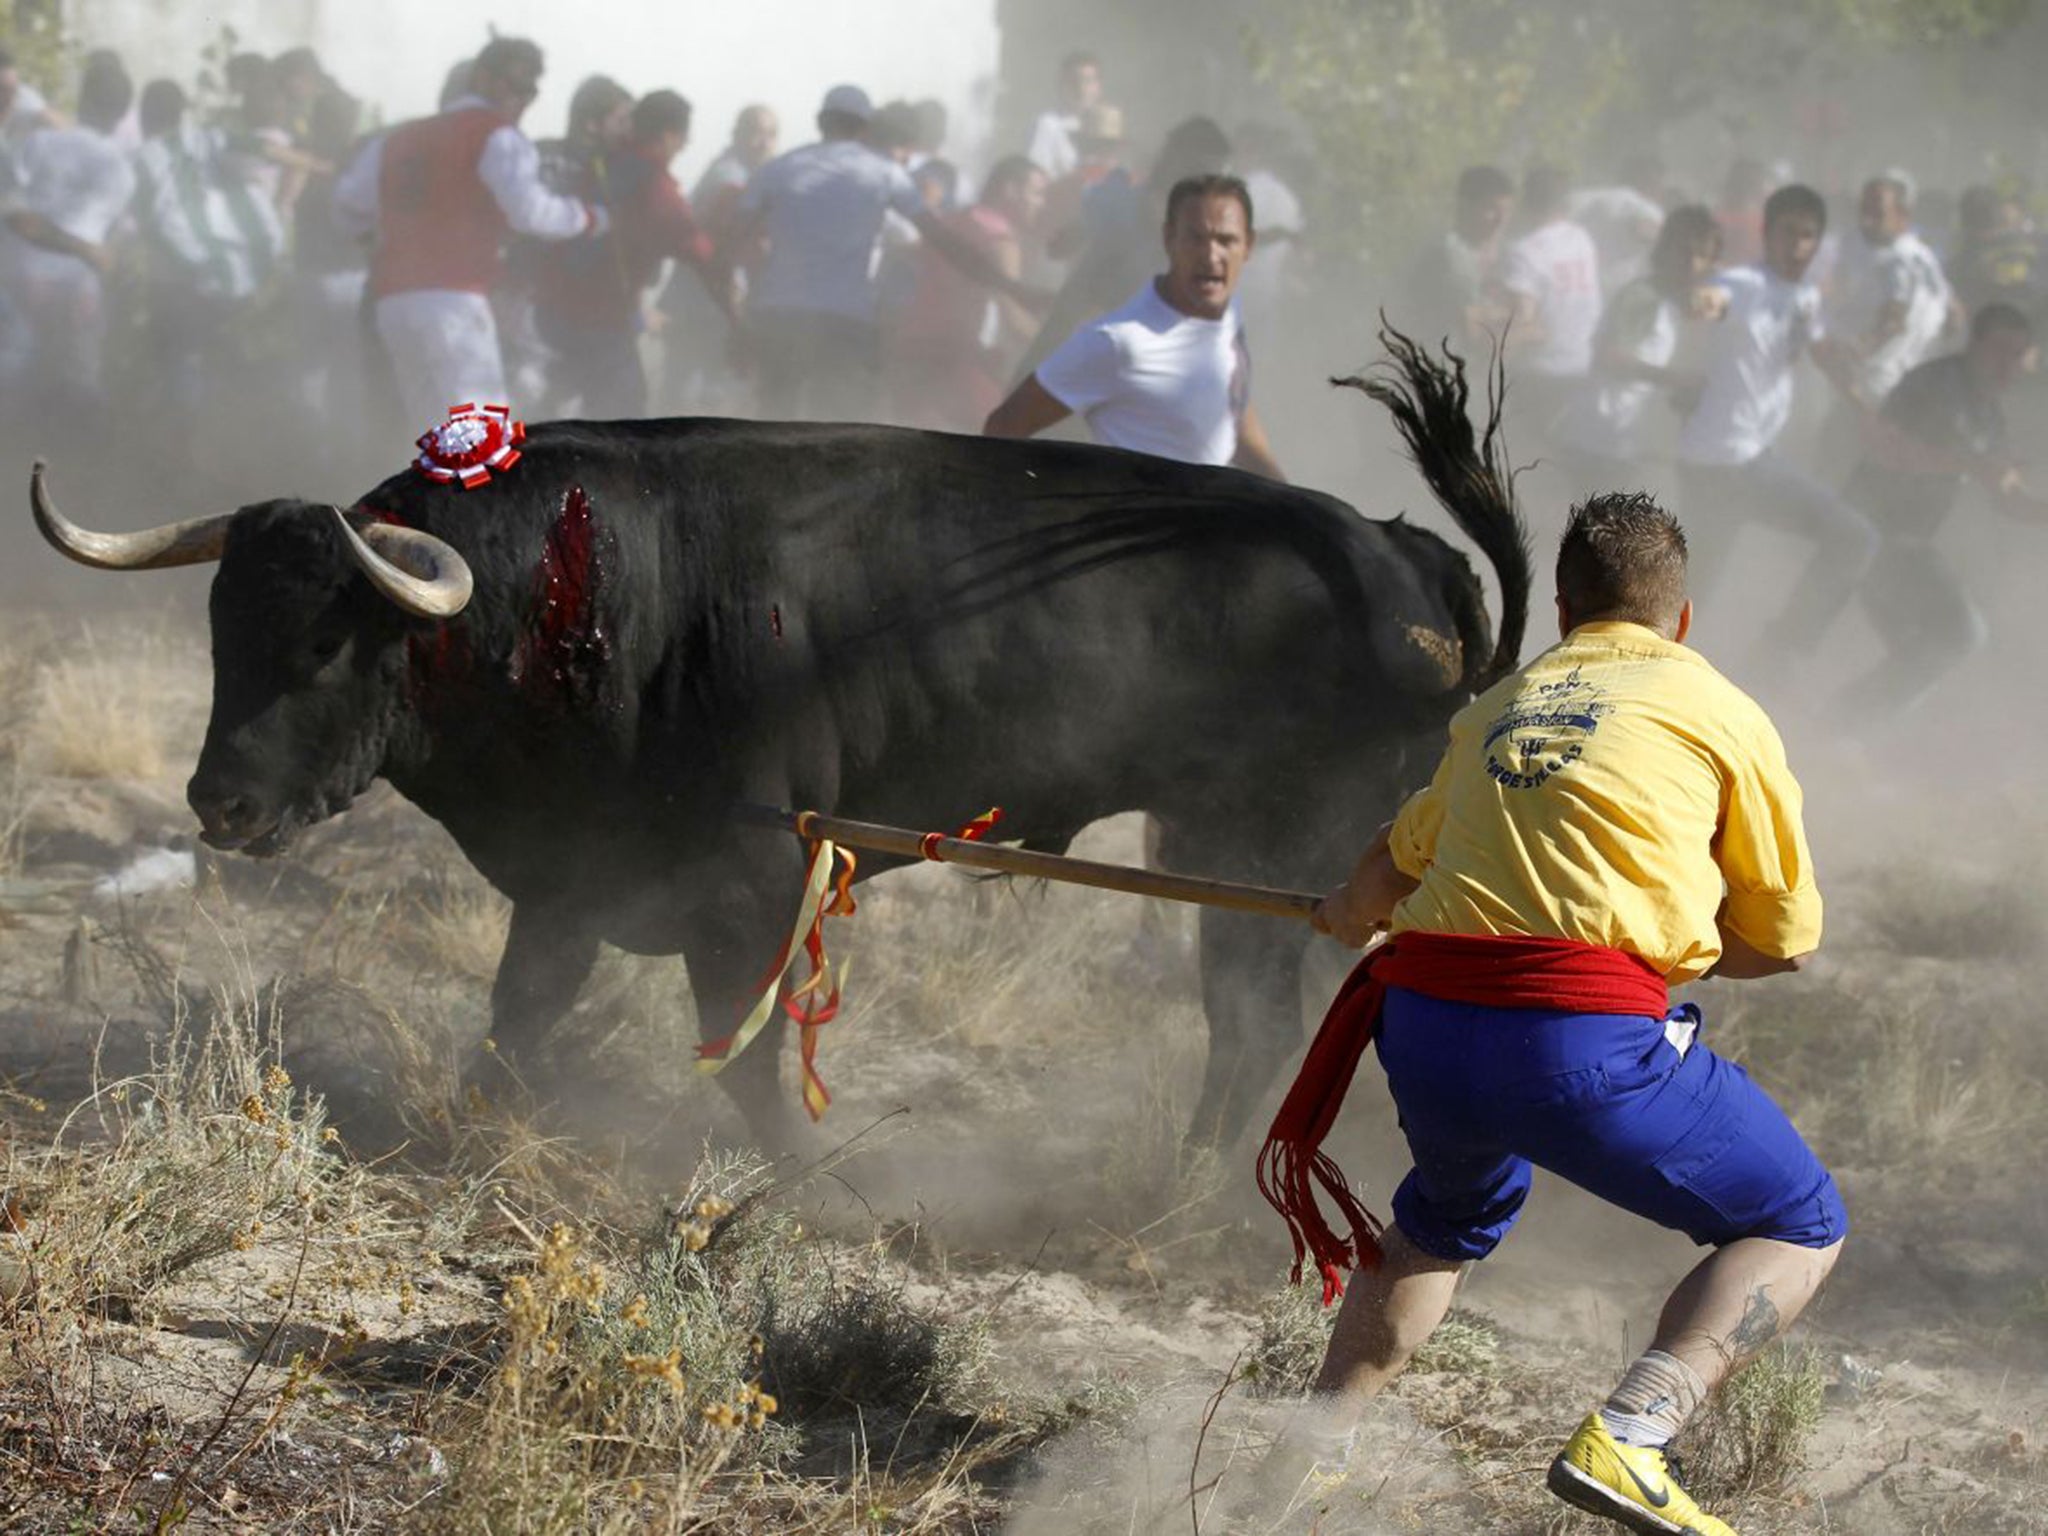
[0,0,69,98]
[1246,0,2032,271]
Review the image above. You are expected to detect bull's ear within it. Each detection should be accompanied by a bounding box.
[31,461,232,570]
[331,508,474,619]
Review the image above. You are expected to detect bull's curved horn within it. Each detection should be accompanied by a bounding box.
[331,509,473,619]
[31,460,232,570]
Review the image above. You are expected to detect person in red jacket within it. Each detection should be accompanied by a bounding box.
[332,36,604,425]
[534,89,728,417]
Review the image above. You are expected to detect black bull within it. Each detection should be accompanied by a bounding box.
[32,333,1531,1149]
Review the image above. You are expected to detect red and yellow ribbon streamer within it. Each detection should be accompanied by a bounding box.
[695,835,858,1121]
[699,806,1001,1122]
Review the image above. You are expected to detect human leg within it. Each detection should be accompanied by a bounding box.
[375,289,508,425]
[1309,1226,1465,1407]
[1524,1010,1845,1532]
[1745,450,1882,655]
[1840,539,1987,719]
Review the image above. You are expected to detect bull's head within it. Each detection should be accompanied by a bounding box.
[31,463,473,855]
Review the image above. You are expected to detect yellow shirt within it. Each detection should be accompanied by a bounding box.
[1388,621,1820,982]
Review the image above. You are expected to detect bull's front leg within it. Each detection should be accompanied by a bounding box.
[1187,905,1310,1149]
[677,838,816,1156]
[483,897,602,1083]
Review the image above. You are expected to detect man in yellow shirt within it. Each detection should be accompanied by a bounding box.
[1262,493,1844,1536]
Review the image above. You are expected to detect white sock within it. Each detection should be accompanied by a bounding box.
[1601,1350,1706,1449]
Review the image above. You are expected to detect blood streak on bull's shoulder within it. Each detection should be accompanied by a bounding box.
[364,504,475,707]
[510,485,619,711]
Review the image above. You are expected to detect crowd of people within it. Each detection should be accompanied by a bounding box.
[1417,150,2047,721]
[0,31,2041,724]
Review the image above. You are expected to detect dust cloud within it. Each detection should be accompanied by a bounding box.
[4,3,2048,1531]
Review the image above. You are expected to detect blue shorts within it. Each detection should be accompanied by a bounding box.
[1377,986,1847,1263]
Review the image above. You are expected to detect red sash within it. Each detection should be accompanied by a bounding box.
[1257,931,1669,1302]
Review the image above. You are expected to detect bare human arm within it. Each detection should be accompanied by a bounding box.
[1311,823,1420,949]
[4,210,111,274]
[1709,907,1811,978]
[1232,402,1286,481]
[982,373,1071,439]
[915,207,1052,313]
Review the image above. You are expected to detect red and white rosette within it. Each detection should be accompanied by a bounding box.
[414,402,526,489]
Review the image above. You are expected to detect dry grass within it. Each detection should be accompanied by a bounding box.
[1676,1344,1827,1501]
[413,1146,1029,1533]
[402,865,512,985]
[16,618,207,784]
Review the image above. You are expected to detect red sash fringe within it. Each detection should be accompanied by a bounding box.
[1256,931,1670,1303]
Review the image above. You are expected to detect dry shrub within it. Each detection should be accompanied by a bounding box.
[1675,1343,1826,1500]
[0,978,382,1529]
[16,984,369,1313]
[403,865,511,984]
[17,619,206,784]
[417,1148,1012,1533]
[1244,1283,1498,1399]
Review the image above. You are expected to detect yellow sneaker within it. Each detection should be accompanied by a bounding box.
[1546,1412,1738,1535]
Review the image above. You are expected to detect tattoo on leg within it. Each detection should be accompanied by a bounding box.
[1728,1283,1781,1361]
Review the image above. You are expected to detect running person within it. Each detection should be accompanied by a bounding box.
[1262,494,1844,1535]
[1553,205,1723,490]
[1833,302,2047,718]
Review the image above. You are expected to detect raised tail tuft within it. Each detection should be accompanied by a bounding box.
[1333,321,1533,687]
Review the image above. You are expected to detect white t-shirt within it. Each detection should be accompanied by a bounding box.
[1500,218,1602,377]
[1034,279,1250,466]
[742,137,924,323]
[1554,278,1678,462]
[1832,229,1950,402]
[7,125,135,289]
[1027,110,1079,183]
[1568,185,1663,293]
[1678,264,1825,467]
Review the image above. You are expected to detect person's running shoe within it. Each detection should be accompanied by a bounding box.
[1546,1412,1738,1535]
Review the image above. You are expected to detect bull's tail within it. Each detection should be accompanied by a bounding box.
[1334,322,1532,689]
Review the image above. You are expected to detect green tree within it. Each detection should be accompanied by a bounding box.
[1246,0,2032,275]
[0,0,69,99]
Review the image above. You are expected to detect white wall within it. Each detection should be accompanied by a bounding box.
[70,0,1002,182]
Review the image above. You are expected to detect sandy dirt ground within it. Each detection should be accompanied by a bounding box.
[2,602,2048,1533]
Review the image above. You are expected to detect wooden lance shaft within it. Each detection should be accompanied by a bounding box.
[738,806,1325,923]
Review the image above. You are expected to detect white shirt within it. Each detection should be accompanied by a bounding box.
[329,98,597,248]
[1500,218,1602,376]
[133,122,284,301]
[1554,278,1680,462]
[1027,110,1079,182]
[7,125,135,287]
[1678,264,1825,467]
[741,137,924,323]
[1568,185,1663,293]
[1832,228,1950,402]
[1035,279,1250,466]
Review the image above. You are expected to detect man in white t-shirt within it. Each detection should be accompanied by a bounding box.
[1832,172,1953,408]
[2,53,135,414]
[1026,51,1104,187]
[1498,163,1601,438]
[981,173,1282,478]
[736,83,1032,423]
[1676,183,1874,659]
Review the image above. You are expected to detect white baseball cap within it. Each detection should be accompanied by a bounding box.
[821,84,873,122]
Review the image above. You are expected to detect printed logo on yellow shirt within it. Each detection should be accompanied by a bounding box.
[1481,667,1613,790]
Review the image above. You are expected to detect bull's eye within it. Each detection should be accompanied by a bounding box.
[307,630,349,668]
